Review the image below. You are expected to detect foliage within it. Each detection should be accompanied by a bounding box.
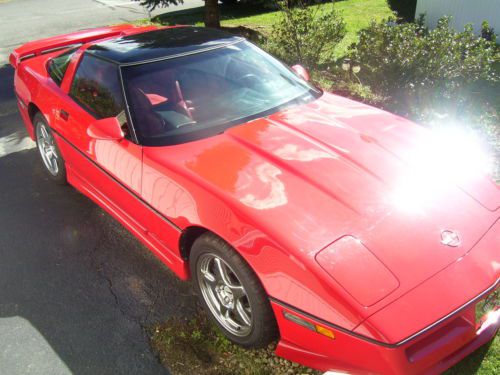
[386,0,417,22]
[481,21,496,43]
[348,16,499,157]
[266,1,346,69]
[315,68,386,104]
[132,0,183,11]
[133,0,220,27]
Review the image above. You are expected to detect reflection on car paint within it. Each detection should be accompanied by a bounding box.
[274,144,336,162]
[240,163,287,210]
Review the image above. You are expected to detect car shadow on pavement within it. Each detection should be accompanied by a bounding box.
[0,63,197,375]
[0,64,36,158]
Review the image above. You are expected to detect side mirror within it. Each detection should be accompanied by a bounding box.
[291,64,310,82]
[87,117,124,140]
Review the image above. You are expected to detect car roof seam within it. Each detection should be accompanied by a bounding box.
[116,38,245,67]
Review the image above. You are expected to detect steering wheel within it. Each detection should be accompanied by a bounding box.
[175,80,194,120]
[236,73,261,88]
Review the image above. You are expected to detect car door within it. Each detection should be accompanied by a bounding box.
[54,51,149,231]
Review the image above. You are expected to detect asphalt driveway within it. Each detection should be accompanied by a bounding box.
[0,0,204,65]
[0,1,202,374]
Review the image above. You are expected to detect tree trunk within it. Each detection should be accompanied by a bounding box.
[204,0,220,28]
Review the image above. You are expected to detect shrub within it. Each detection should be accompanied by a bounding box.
[387,0,417,22]
[349,16,498,149]
[481,21,496,42]
[266,1,346,70]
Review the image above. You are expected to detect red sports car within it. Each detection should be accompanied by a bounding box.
[10,25,499,374]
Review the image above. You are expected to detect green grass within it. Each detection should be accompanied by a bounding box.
[149,5,272,28]
[333,0,394,57]
[446,335,499,375]
[147,0,394,58]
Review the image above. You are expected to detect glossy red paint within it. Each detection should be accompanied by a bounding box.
[11,25,499,374]
[272,287,499,375]
[87,117,125,140]
[9,24,152,68]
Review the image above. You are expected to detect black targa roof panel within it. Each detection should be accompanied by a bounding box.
[86,26,243,64]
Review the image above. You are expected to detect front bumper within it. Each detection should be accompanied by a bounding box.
[271,217,499,374]
[271,289,498,375]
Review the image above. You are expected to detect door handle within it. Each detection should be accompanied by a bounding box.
[60,109,69,121]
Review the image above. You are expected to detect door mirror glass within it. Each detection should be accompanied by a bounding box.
[291,64,310,82]
[87,117,124,140]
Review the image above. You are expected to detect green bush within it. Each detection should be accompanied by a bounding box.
[481,20,497,42]
[266,1,346,70]
[387,0,417,22]
[349,16,499,152]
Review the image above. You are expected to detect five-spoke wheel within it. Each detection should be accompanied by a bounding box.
[36,121,58,175]
[190,232,277,348]
[34,112,66,184]
[198,253,253,336]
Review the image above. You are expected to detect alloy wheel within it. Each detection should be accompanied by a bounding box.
[36,122,59,176]
[197,253,253,337]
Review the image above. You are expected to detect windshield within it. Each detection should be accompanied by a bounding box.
[121,41,321,146]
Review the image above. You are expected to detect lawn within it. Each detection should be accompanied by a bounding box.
[147,0,394,58]
[446,335,499,375]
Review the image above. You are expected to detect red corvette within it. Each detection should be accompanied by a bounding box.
[10,25,499,374]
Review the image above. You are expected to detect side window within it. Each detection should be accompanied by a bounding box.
[47,47,78,86]
[70,54,125,119]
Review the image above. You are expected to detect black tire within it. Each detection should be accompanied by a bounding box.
[34,112,67,185]
[190,232,278,348]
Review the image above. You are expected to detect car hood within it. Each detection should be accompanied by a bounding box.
[168,93,499,304]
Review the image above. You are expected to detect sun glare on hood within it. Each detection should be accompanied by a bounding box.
[392,125,493,214]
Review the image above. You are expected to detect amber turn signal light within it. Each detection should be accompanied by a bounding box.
[283,311,335,339]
